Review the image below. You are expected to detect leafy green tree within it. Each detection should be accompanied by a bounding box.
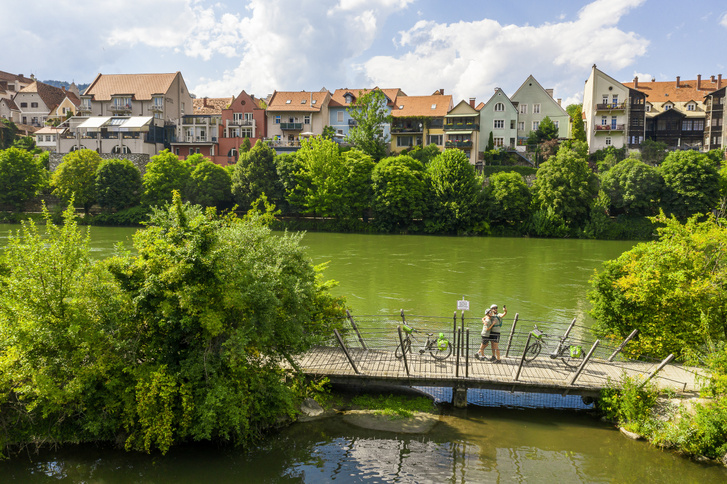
[341,149,375,222]
[486,131,495,151]
[0,147,47,210]
[240,137,252,153]
[345,90,391,161]
[485,171,531,227]
[231,140,283,210]
[425,149,486,234]
[11,135,40,154]
[531,147,599,228]
[589,213,727,358]
[600,158,662,216]
[0,119,18,149]
[640,139,668,166]
[52,149,103,215]
[402,144,440,167]
[321,125,336,140]
[559,139,589,159]
[95,158,142,212]
[186,160,232,207]
[660,150,720,219]
[275,153,303,214]
[293,137,346,218]
[537,116,559,141]
[371,155,429,232]
[566,104,586,142]
[141,149,191,208]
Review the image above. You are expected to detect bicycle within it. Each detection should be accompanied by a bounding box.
[523,325,584,368]
[394,324,452,360]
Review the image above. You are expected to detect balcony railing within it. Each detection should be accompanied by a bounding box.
[110,104,132,113]
[280,122,303,130]
[445,140,473,149]
[348,119,358,126]
[228,119,255,127]
[596,102,626,111]
[595,124,625,131]
[444,123,479,131]
[391,126,423,134]
[78,105,92,113]
[184,136,214,143]
[150,103,164,111]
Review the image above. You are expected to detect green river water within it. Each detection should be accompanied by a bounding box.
[1,225,725,482]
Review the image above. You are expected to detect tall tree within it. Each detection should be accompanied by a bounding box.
[95,158,143,212]
[293,137,346,218]
[345,90,391,161]
[660,150,720,219]
[341,149,375,222]
[141,149,191,208]
[600,158,663,216]
[52,149,103,215]
[485,171,531,227]
[566,104,586,142]
[186,160,232,207]
[371,155,429,232]
[0,119,18,149]
[0,147,47,210]
[231,140,283,210]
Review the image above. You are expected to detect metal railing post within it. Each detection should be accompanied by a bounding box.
[514,332,533,381]
[456,327,461,378]
[397,325,410,377]
[400,309,406,324]
[608,329,638,361]
[568,340,600,386]
[505,313,519,358]
[346,309,367,350]
[334,329,360,375]
[640,354,675,387]
[465,328,470,378]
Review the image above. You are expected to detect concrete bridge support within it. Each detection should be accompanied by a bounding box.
[453,386,468,408]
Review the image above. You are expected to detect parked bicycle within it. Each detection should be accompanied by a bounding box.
[395,324,452,360]
[523,325,584,368]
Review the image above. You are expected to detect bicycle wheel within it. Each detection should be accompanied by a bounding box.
[430,341,452,360]
[395,338,411,358]
[562,349,584,368]
[523,342,541,362]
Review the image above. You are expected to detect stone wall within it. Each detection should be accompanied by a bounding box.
[49,153,151,175]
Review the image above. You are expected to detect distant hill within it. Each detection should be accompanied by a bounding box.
[42,80,90,93]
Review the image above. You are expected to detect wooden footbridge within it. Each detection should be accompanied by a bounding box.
[293,311,703,406]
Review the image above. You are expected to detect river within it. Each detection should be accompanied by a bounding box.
[1,224,725,482]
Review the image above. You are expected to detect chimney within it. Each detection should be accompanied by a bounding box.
[439,88,444,95]
[557,98,562,106]
[712,75,716,83]
[652,78,655,82]
[719,74,723,89]
[697,75,701,90]
[469,97,475,108]
[546,88,554,98]
[633,76,639,89]
[203,97,208,107]
[676,76,680,88]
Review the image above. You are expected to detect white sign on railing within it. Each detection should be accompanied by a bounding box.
[457,297,469,311]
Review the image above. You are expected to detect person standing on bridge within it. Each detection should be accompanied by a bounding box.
[476,304,507,363]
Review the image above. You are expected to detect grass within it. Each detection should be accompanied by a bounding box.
[350,394,436,419]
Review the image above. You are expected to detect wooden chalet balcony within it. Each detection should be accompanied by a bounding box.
[280,122,303,130]
[595,124,625,132]
[444,122,479,131]
[445,140,473,149]
[596,102,626,111]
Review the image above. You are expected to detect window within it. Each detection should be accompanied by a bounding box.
[494,102,504,112]
[494,119,504,129]
[517,122,524,131]
[687,103,695,111]
[664,104,672,111]
[554,121,559,129]
[605,137,612,146]
[602,95,609,105]
[601,116,607,126]
[694,120,704,130]
[533,104,541,114]
[532,121,540,130]
[427,134,442,145]
[612,95,618,106]
[646,104,651,112]
[510,120,516,129]
[337,111,344,122]
[682,120,692,131]
[275,115,281,124]
[611,116,617,129]
[175,148,180,155]
[20,102,27,108]
[234,113,243,123]
[304,115,310,125]
[337,129,343,135]
[31,102,38,108]
[397,135,413,147]
[520,104,528,114]
[244,112,253,121]
[494,137,504,147]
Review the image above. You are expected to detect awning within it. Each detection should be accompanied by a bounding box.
[77,116,111,129]
[446,130,475,135]
[120,116,153,129]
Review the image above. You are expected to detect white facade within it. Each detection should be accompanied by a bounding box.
[582,65,630,153]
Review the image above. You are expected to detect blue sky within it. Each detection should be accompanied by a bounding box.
[5,0,727,107]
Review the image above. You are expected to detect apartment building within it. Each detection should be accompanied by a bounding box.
[328,87,405,139]
[217,90,267,163]
[704,85,726,151]
[478,88,518,152]
[511,75,570,145]
[444,99,480,164]
[171,96,232,162]
[389,90,453,154]
[266,89,331,151]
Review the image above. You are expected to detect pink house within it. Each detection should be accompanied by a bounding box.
[216,90,267,164]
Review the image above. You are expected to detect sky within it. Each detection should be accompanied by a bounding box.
[5,0,727,107]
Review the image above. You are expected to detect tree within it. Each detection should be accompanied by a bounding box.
[231,140,283,210]
[371,155,429,232]
[531,147,599,228]
[425,149,486,234]
[537,116,559,141]
[240,137,252,153]
[589,213,727,359]
[321,125,336,140]
[0,147,47,210]
[402,144,440,167]
[141,149,191,208]
[186,160,232,207]
[600,158,663,216]
[275,153,303,214]
[640,139,668,166]
[11,135,40,154]
[566,104,586,142]
[0,119,18,150]
[660,150,720,219]
[486,131,494,151]
[293,137,346,218]
[340,149,375,222]
[485,171,531,227]
[52,149,103,215]
[95,158,143,212]
[345,90,390,161]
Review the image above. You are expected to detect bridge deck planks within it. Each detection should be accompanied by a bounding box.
[294,346,702,396]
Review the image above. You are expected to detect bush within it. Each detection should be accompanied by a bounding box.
[598,373,660,434]
[483,166,537,177]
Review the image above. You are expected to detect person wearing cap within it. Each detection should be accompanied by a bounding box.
[476,303,507,363]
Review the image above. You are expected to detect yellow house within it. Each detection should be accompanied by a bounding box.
[390,90,452,154]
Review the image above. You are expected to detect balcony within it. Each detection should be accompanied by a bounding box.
[228,119,255,127]
[596,102,626,111]
[280,122,303,130]
[595,124,625,132]
[77,105,92,114]
[445,140,473,149]
[348,119,358,126]
[184,136,214,143]
[444,123,479,131]
[150,103,164,112]
[110,103,132,114]
[391,125,423,134]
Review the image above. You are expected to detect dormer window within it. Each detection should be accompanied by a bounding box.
[664,103,673,111]
[301,99,306,104]
[285,100,291,104]
[344,94,353,104]
[311,100,317,104]
[646,104,651,112]
[687,103,696,111]
[431,104,436,109]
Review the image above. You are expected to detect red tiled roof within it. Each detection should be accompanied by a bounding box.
[84,73,180,101]
[193,97,234,115]
[390,93,453,117]
[624,76,724,102]
[266,90,330,112]
[328,87,405,107]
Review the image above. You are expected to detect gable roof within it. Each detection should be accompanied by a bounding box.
[510,75,568,114]
[193,97,234,115]
[390,93,453,117]
[624,76,723,103]
[266,90,331,112]
[329,87,405,107]
[83,72,181,101]
[0,70,33,85]
[18,81,79,111]
[481,87,518,112]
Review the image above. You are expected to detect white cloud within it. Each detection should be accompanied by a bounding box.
[720,13,727,28]
[359,0,648,104]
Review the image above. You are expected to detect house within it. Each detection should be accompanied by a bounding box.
[623,74,723,150]
[511,75,570,145]
[265,89,331,152]
[171,96,233,162]
[56,72,193,161]
[0,97,20,123]
[34,126,66,152]
[704,84,726,151]
[328,87,405,139]
[217,90,268,164]
[444,98,480,164]
[478,88,519,152]
[13,80,79,127]
[389,89,453,153]
[0,71,34,101]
